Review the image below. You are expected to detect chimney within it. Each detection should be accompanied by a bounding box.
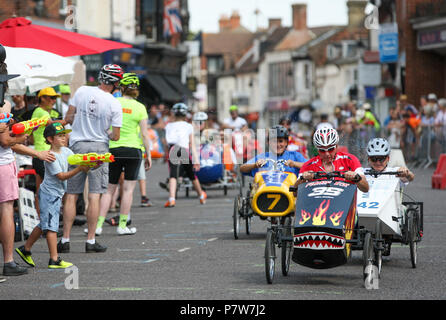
[229,11,241,30]
[219,14,230,32]
[268,18,282,29]
[347,0,367,28]
[292,4,307,30]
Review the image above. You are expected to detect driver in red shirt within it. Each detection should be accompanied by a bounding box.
[292,127,369,193]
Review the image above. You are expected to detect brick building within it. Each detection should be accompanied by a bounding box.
[396,0,446,104]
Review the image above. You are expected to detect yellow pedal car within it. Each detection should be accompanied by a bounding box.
[233,159,297,275]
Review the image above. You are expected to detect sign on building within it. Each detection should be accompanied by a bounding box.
[379,23,398,63]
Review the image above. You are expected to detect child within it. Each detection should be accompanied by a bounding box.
[15,122,89,269]
[164,103,206,207]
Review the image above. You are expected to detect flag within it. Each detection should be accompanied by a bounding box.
[163,0,182,38]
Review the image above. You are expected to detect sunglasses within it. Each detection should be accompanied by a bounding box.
[43,96,58,100]
[370,156,387,163]
[318,146,336,153]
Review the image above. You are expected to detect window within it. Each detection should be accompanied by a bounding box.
[326,44,341,60]
[343,42,358,58]
[141,0,157,41]
[207,56,224,74]
[304,63,310,89]
[268,62,293,97]
[59,0,68,15]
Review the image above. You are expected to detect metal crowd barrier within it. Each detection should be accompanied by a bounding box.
[338,122,446,169]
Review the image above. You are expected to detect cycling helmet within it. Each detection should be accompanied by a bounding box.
[98,64,124,85]
[120,73,139,88]
[270,125,289,139]
[367,138,390,157]
[193,111,208,121]
[172,102,189,116]
[313,127,339,148]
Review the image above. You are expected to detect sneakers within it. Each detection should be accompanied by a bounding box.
[164,199,175,208]
[105,215,131,226]
[200,191,207,205]
[48,257,73,269]
[117,226,137,235]
[83,227,102,236]
[0,277,6,283]
[57,240,70,253]
[85,241,107,253]
[141,196,153,207]
[15,246,35,267]
[3,262,28,276]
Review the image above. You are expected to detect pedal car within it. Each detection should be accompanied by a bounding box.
[355,169,423,280]
[264,171,361,284]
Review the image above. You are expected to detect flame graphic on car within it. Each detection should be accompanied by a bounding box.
[329,211,344,226]
[299,210,312,225]
[312,200,330,226]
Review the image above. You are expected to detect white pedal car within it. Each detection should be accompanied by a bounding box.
[354,170,423,282]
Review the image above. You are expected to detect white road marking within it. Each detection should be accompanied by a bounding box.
[178,247,190,252]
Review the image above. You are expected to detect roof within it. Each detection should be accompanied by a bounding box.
[274,29,315,51]
[202,32,256,56]
[235,27,291,74]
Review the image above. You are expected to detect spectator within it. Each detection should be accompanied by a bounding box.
[30,87,65,214]
[315,113,334,131]
[400,94,418,118]
[425,93,439,117]
[385,107,404,149]
[222,105,248,131]
[15,123,89,269]
[434,98,446,153]
[58,84,71,128]
[60,64,123,253]
[10,95,27,122]
[0,55,56,277]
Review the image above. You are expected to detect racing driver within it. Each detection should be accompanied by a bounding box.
[292,127,369,193]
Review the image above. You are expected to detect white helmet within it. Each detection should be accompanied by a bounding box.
[313,127,339,148]
[193,111,208,121]
[172,103,189,116]
[367,138,390,156]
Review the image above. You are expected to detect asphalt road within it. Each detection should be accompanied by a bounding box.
[1,161,445,302]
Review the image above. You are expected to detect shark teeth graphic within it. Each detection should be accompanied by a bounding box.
[293,232,345,250]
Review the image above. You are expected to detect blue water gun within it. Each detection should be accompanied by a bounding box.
[0,112,13,123]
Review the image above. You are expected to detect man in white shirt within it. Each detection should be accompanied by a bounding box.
[222,105,248,131]
[60,64,123,254]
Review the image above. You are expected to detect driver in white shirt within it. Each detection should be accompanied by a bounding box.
[222,105,248,131]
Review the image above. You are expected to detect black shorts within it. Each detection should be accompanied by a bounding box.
[32,157,45,178]
[108,147,142,184]
[168,145,196,181]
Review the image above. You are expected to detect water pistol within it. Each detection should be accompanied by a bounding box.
[67,153,115,167]
[0,112,13,123]
[11,115,50,135]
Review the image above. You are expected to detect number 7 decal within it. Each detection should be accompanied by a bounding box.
[267,194,281,210]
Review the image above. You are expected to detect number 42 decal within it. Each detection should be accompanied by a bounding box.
[358,202,379,209]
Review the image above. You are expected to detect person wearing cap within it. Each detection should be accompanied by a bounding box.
[400,94,418,118]
[222,105,248,131]
[15,123,90,269]
[60,64,123,254]
[30,87,65,214]
[58,84,71,127]
[240,125,307,177]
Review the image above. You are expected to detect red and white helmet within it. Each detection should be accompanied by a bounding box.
[98,64,124,85]
[313,127,339,148]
